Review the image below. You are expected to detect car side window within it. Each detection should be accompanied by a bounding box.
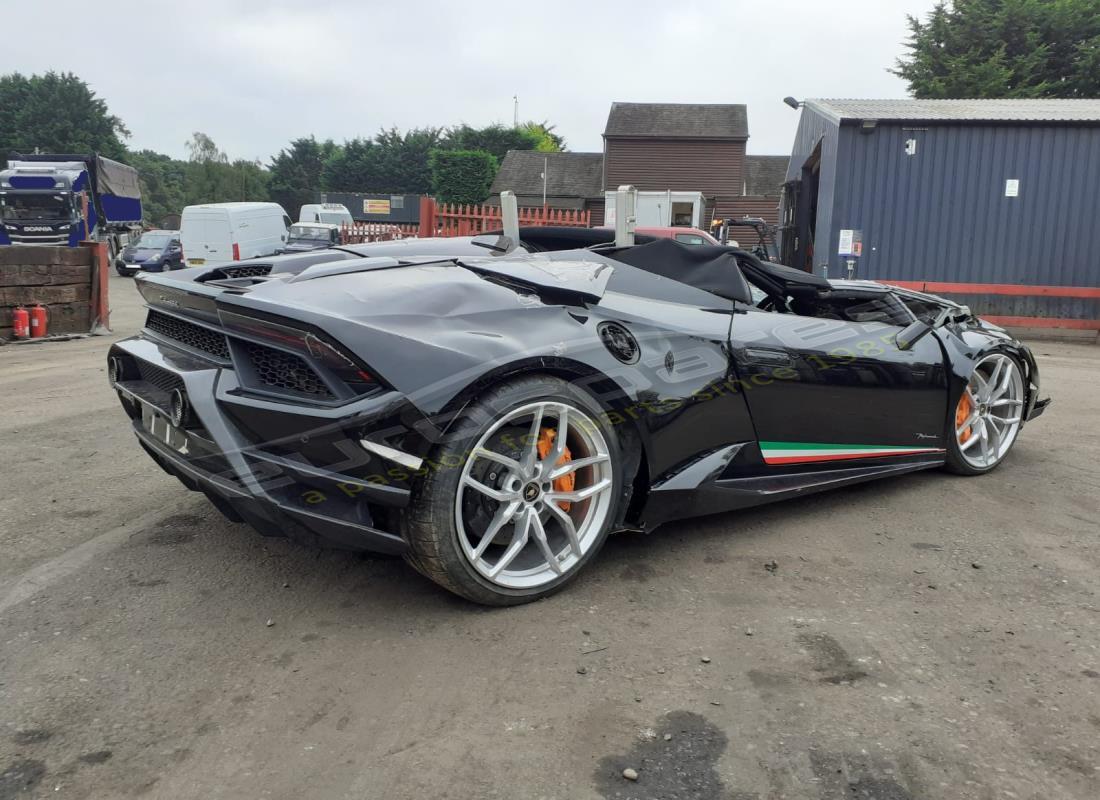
[808,293,913,326]
[898,295,944,323]
[675,234,706,246]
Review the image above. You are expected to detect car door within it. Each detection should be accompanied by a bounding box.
[730,301,950,465]
[203,213,233,263]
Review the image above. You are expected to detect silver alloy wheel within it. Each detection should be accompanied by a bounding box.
[455,401,614,589]
[956,353,1024,469]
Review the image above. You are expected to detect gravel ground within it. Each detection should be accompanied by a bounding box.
[1,273,1097,799]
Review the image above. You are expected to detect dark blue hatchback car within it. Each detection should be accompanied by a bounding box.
[116,230,183,277]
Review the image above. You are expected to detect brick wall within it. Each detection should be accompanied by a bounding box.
[0,247,96,340]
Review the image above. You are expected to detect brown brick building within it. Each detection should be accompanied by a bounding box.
[490,102,785,232]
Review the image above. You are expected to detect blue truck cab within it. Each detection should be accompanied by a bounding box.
[0,153,142,251]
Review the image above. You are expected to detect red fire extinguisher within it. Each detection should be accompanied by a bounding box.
[29,304,48,338]
[12,306,30,339]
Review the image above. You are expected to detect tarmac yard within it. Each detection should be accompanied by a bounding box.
[1,274,1098,800]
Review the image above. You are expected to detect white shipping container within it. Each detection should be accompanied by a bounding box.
[604,191,704,228]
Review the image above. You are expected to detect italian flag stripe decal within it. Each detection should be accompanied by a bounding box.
[759,441,946,465]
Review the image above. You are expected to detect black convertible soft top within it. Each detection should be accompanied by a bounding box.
[738,254,829,296]
[607,239,753,304]
[607,238,830,304]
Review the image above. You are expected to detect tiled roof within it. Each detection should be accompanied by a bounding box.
[743,156,789,196]
[489,150,604,199]
[604,102,748,139]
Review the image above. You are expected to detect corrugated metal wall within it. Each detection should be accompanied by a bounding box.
[318,192,421,223]
[783,107,1100,326]
[829,122,1100,289]
[783,110,840,272]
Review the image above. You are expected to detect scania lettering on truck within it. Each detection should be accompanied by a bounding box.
[179,202,290,267]
[0,153,142,253]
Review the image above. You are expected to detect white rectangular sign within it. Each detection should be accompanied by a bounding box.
[1005,179,1020,197]
[838,229,855,256]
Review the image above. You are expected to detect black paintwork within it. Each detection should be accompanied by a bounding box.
[107,231,1049,554]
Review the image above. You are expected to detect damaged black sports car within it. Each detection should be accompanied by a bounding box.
[108,227,1049,604]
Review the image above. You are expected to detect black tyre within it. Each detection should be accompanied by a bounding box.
[943,352,1026,475]
[402,374,623,605]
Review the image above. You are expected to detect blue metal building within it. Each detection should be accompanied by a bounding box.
[779,99,1100,330]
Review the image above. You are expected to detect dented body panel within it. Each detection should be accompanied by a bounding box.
[108,235,1049,554]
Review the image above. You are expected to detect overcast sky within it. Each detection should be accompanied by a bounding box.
[4,0,937,162]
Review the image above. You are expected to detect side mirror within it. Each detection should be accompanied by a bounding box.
[896,319,933,351]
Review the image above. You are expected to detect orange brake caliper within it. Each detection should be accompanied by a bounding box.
[536,427,574,511]
[955,391,973,443]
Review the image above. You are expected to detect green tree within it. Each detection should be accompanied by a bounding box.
[269,136,338,217]
[429,149,497,204]
[227,158,270,203]
[321,127,442,194]
[370,127,443,193]
[126,149,187,226]
[894,0,1100,98]
[0,71,129,159]
[442,123,542,162]
[182,132,269,205]
[518,121,566,153]
[184,131,229,204]
[321,137,377,192]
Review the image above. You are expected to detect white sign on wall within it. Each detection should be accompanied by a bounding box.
[1005,179,1020,197]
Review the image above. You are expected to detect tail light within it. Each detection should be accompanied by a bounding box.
[232,242,240,261]
[218,310,381,399]
[302,333,377,394]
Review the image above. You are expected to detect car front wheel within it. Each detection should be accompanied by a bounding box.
[944,352,1025,475]
[403,375,622,605]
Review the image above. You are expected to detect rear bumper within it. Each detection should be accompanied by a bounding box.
[133,424,409,554]
[109,335,417,555]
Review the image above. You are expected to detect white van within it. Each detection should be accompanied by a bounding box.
[180,202,291,267]
[298,202,353,227]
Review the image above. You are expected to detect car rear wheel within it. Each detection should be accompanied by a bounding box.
[402,375,621,605]
[944,352,1025,475]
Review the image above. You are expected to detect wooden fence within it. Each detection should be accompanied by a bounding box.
[339,222,418,245]
[432,202,590,237]
[340,197,590,243]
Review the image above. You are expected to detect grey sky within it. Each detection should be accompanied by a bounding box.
[4,0,936,161]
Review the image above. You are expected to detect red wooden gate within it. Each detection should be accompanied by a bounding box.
[340,197,591,244]
[430,200,590,237]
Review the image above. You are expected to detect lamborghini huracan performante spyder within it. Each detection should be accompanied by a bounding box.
[108,228,1050,605]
